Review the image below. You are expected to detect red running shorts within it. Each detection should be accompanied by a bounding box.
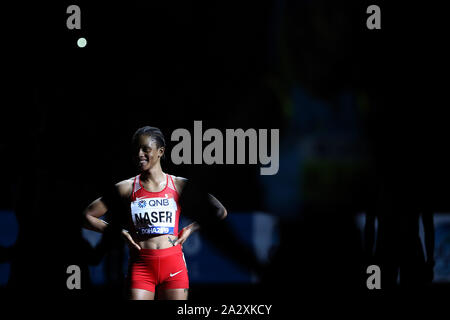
[128,244,189,293]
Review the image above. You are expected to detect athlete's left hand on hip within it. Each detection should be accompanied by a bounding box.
[175,226,193,248]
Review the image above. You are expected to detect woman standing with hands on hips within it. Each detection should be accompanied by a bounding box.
[82,126,227,300]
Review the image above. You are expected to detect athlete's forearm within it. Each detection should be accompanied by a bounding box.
[82,214,109,233]
[82,197,110,233]
[186,221,200,233]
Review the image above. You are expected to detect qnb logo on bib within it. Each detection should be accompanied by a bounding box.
[131,197,178,235]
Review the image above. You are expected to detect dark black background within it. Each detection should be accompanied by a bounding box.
[1,0,449,315]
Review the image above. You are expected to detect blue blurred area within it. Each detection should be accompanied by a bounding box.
[81,229,107,285]
[82,212,279,285]
[182,212,279,283]
[0,211,18,286]
[434,214,450,282]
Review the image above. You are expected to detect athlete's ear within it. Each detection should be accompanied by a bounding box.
[158,146,165,158]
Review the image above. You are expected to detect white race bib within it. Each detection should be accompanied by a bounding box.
[130,195,178,235]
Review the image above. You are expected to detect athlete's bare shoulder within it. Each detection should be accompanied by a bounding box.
[115,177,135,199]
[172,175,188,193]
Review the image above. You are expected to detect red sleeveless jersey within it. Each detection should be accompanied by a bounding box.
[130,173,181,237]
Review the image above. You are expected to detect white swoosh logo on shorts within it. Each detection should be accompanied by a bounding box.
[170,270,183,277]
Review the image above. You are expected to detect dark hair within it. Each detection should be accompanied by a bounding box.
[132,126,166,159]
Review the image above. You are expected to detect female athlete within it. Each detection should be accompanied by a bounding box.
[82,126,227,300]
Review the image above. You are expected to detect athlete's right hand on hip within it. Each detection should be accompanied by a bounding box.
[122,230,141,251]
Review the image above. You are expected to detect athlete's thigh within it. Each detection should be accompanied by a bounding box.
[130,288,155,300]
[158,288,188,300]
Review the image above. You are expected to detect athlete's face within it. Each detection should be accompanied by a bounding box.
[134,135,164,171]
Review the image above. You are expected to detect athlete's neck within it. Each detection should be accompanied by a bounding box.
[140,164,165,185]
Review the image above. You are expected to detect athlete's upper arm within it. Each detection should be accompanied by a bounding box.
[84,178,133,219]
[174,176,227,219]
[115,178,134,199]
[173,176,188,193]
